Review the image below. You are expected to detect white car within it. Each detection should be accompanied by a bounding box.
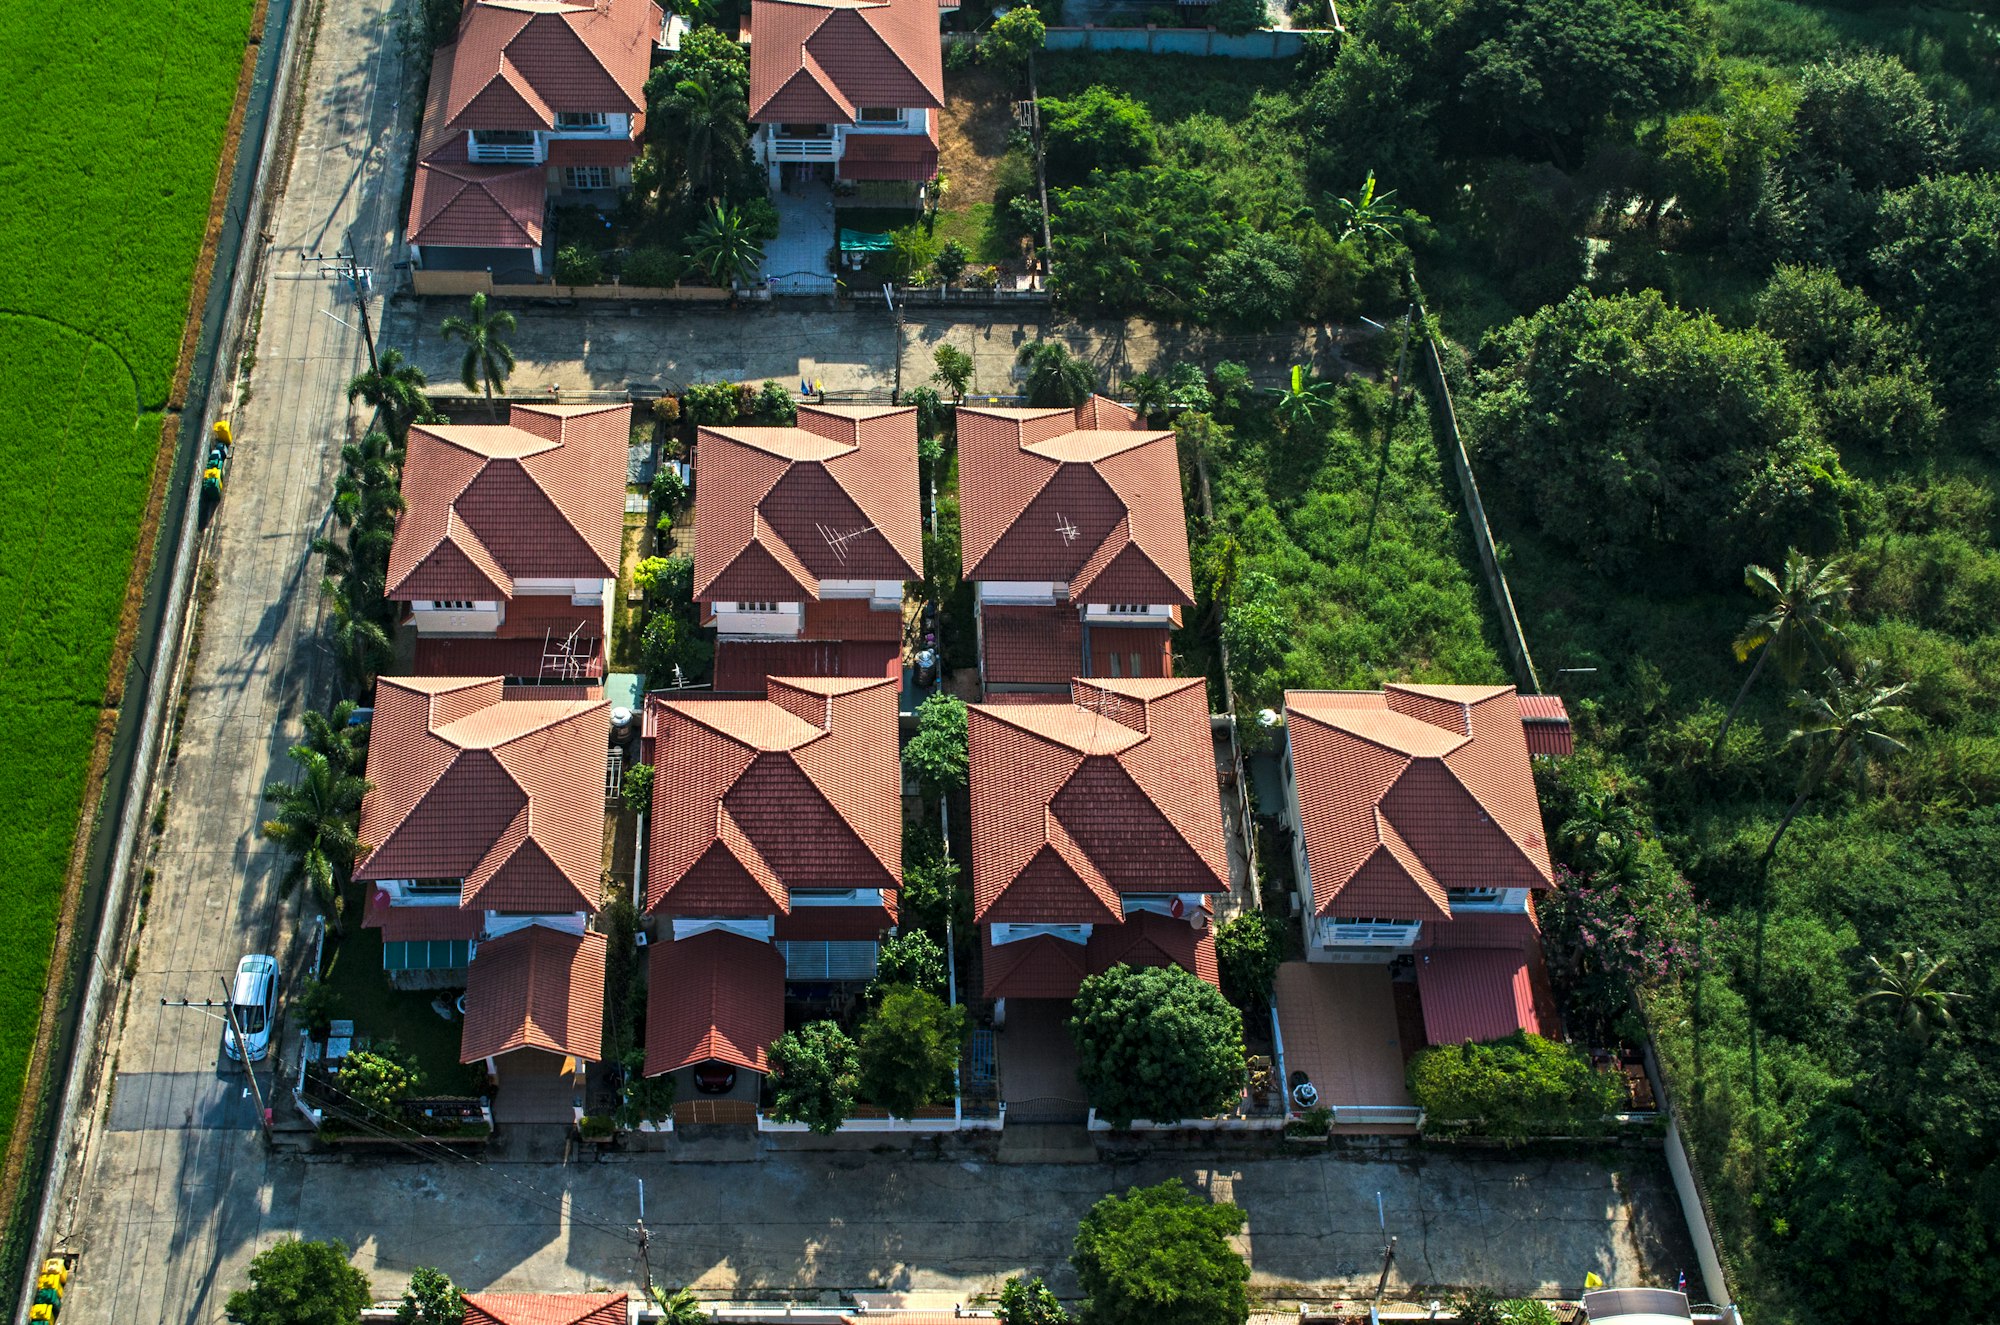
[221,955,279,1062]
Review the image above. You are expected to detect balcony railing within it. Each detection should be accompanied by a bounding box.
[469,141,542,164]
[770,135,838,159]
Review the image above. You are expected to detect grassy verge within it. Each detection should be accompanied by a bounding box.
[319,918,487,1098]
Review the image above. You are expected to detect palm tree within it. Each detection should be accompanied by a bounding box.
[439,292,516,413]
[1126,373,1172,424]
[1332,171,1403,243]
[689,202,766,289]
[1016,340,1095,407]
[666,70,749,199]
[648,1287,707,1325]
[1714,549,1852,756]
[931,343,973,401]
[1764,659,1910,866]
[1272,363,1338,433]
[325,580,396,693]
[1558,788,1641,871]
[332,429,405,531]
[261,749,371,932]
[347,347,432,441]
[298,700,370,779]
[1857,949,1969,1039]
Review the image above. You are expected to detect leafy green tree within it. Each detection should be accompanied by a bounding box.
[615,1046,676,1128]
[1790,54,1953,198]
[1765,660,1910,865]
[642,28,754,205]
[555,244,603,286]
[1753,266,1940,456]
[690,202,767,288]
[1870,171,2000,414]
[329,429,405,538]
[226,1239,372,1325]
[648,1287,707,1325]
[1858,949,1968,1040]
[394,1268,464,1325]
[1049,169,1238,319]
[1040,86,1156,183]
[1069,964,1245,1127]
[905,692,969,792]
[985,6,1046,72]
[857,985,967,1118]
[875,929,948,997]
[1208,0,1266,35]
[439,292,516,411]
[769,1020,860,1133]
[347,347,432,441]
[621,763,654,815]
[1017,341,1097,408]
[1714,549,1851,756]
[262,749,370,931]
[901,847,970,944]
[932,240,971,287]
[1220,569,1286,676]
[1406,1032,1621,1138]
[1471,289,1852,578]
[642,609,714,687]
[756,379,797,424]
[335,1045,421,1122]
[997,1277,1072,1325]
[1202,234,1302,329]
[1331,171,1402,242]
[1214,913,1282,1013]
[634,555,694,599]
[1071,1181,1249,1325]
[932,343,974,400]
[292,977,342,1040]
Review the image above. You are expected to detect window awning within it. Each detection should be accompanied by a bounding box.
[1415,947,1544,1045]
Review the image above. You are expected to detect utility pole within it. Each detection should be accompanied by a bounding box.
[1372,1190,1396,1303]
[636,1179,654,1297]
[310,250,379,373]
[161,989,272,1142]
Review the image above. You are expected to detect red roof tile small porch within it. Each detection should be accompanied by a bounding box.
[979,603,1172,694]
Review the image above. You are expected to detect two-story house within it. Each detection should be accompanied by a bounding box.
[957,397,1196,695]
[354,676,611,1085]
[746,0,945,192]
[406,0,664,280]
[1282,683,1561,1044]
[969,677,1229,1012]
[641,676,901,1098]
[386,403,628,686]
[692,404,920,694]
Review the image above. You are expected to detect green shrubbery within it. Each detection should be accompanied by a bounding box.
[1407,1033,1623,1139]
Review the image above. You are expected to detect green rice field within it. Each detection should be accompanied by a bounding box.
[0,0,255,1165]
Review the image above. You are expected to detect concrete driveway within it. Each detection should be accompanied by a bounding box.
[281,1145,1695,1307]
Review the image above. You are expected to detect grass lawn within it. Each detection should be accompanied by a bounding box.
[0,0,254,1170]
[319,918,488,1097]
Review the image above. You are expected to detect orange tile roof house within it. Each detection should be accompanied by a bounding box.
[405,0,664,279]
[353,675,611,1069]
[1282,683,1560,1045]
[968,677,1228,1003]
[387,403,629,686]
[642,676,901,1082]
[957,397,1194,695]
[747,0,945,189]
[692,404,920,694]
[463,1294,629,1325]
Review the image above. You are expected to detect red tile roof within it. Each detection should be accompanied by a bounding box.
[362,888,486,942]
[1087,626,1174,682]
[355,677,610,914]
[747,0,944,125]
[958,399,1194,606]
[1085,909,1219,987]
[693,406,922,602]
[1415,948,1543,1045]
[645,929,786,1074]
[772,893,898,940]
[415,636,606,684]
[434,0,662,138]
[803,596,906,641]
[465,1293,628,1325]
[389,404,628,602]
[408,160,547,250]
[983,932,1090,999]
[968,678,1226,925]
[1284,684,1555,921]
[1516,692,1575,757]
[840,119,939,181]
[646,677,901,915]
[459,925,608,1062]
[981,604,1082,686]
[711,639,902,694]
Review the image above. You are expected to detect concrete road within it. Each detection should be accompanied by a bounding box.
[383,300,1349,401]
[286,1146,1693,1305]
[53,0,414,1319]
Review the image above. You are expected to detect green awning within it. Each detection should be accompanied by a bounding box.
[383,939,472,971]
[838,229,893,253]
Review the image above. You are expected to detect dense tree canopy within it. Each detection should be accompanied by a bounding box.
[1071,1181,1249,1325]
[1068,964,1245,1127]
[226,1240,372,1325]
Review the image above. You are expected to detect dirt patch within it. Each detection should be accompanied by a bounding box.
[938,65,1018,206]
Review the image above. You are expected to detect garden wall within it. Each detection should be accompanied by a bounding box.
[1039,26,1310,56]
[409,269,736,301]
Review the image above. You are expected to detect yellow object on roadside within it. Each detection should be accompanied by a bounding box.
[212,419,232,445]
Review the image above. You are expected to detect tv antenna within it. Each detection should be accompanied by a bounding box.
[816,521,877,563]
[1054,514,1080,545]
[541,622,591,682]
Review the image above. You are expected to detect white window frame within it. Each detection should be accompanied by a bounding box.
[1324,917,1422,947]
[425,600,476,612]
[855,107,904,125]
[564,165,615,190]
[555,111,609,131]
[736,601,779,614]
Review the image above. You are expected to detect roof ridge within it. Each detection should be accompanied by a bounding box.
[962,457,1058,577]
[842,4,927,108]
[1429,750,1549,883]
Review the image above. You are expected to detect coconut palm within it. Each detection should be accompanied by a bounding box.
[1858,948,1969,1039]
[1332,171,1403,243]
[298,701,370,779]
[1714,549,1851,756]
[261,748,371,931]
[689,202,766,289]
[666,70,750,200]
[331,429,405,531]
[648,1287,707,1325]
[324,580,396,693]
[1558,788,1641,871]
[1126,373,1173,424]
[439,292,517,412]
[1016,340,1095,407]
[346,347,433,441]
[1272,363,1338,433]
[1764,659,1910,866]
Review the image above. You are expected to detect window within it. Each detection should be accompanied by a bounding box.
[1107,652,1122,678]
[406,878,461,895]
[1107,604,1146,615]
[735,601,779,613]
[564,165,614,190]
[1130,652,1143,677]
[1449,886,1504,903]
[1327,917,1421,946]
[857,107,903,124]
[555,111,608,130]
[472,129,534,146]
[425,600,475,612]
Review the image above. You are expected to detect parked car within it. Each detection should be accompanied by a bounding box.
[221,955,279,1062]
